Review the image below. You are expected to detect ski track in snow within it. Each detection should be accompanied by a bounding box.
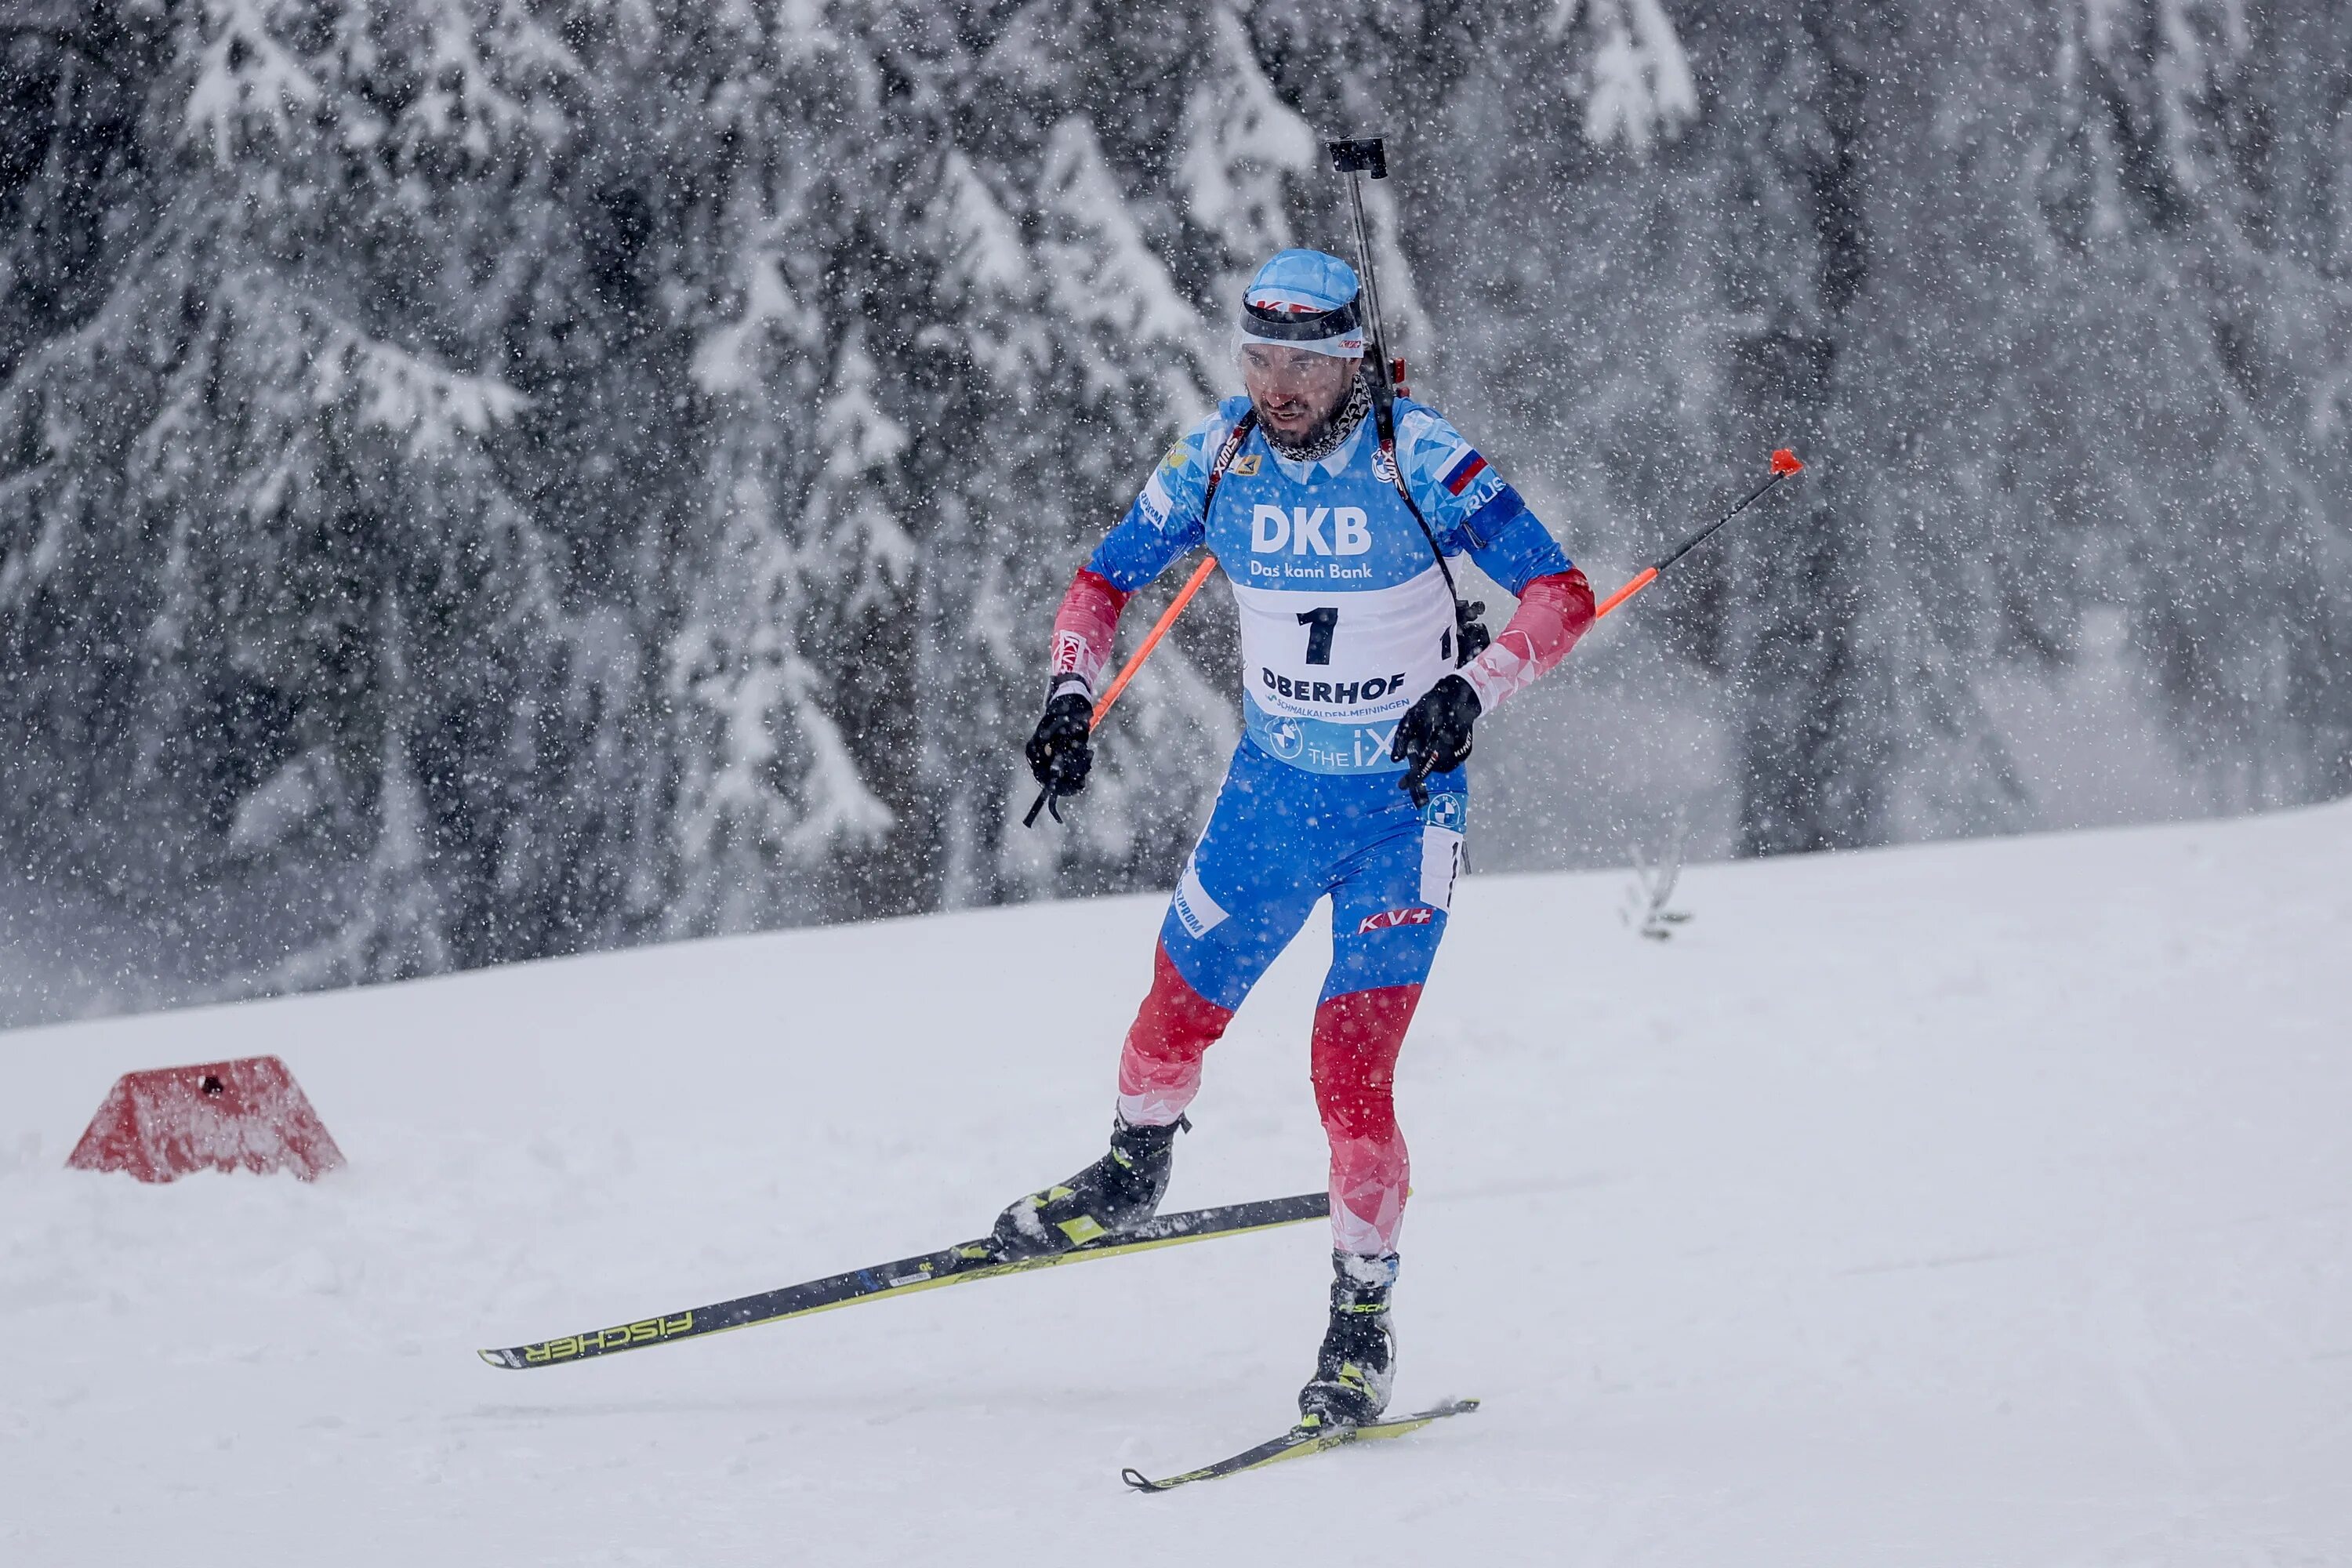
[5,805,2351,1564]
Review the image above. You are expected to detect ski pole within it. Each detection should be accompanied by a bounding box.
[1594,448,1806,620]
[1021,554,1220,829]
[1020,448,1804,828]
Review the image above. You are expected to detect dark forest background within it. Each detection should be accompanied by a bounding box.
[4,0,2348,1022]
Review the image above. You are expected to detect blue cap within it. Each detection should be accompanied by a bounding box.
[1239,249,1366,357]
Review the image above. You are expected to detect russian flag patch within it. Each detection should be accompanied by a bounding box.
[1439,446,1489,496]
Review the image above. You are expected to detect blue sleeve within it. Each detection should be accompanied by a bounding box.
[1083,401,1243,592]
[1395,403,1573,595]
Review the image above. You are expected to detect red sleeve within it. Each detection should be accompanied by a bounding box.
[1457,568,1595,713]
[1047,568,1132,701]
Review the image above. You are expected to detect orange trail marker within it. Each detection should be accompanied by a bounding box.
[68,1056,344,1184]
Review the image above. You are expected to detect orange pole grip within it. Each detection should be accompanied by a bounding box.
[1090,554,1219,728]
[1592,565,1657,621]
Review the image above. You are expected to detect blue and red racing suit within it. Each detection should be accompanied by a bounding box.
[1048,394,1595,1255]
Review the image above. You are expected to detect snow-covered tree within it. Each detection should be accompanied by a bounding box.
[5,0,2352,1018]
[2037,0,2352,807]
[0,0,601,984]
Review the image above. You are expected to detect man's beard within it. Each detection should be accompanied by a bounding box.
[1258,370,1373,463]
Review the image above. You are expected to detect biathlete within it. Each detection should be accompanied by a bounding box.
[993,249,1595,1427]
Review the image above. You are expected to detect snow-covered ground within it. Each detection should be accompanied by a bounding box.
[5,803,2350,1565]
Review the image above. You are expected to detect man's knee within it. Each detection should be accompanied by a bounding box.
[1118,943,1236,1127]
[1309,984,1421,1140]
[1127,942,1235,1066]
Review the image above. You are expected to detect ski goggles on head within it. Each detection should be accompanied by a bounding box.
[1237,293,1365,358]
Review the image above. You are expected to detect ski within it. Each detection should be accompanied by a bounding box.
[478,1191,1327,1370]
[1121,1397,1480,1493]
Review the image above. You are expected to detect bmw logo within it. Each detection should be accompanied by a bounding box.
[1265,717,1304,759]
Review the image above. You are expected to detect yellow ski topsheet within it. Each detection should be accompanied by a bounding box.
[1123,1398,1480,1492]
[480,1192,1329,1369]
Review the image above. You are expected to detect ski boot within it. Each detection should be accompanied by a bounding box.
[1297,1250,1398,1428]
[990,1114,1184,1261]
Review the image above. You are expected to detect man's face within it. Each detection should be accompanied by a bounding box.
[1241,346,1361,443]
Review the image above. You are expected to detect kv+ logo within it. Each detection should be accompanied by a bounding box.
[1252,505,1372,557]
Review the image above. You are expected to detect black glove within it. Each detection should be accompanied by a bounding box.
[1390,674,1481,808]
[1025,691,1095,803]
[1454,602,1490,665]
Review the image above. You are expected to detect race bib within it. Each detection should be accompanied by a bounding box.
[1229,568,1455,773]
